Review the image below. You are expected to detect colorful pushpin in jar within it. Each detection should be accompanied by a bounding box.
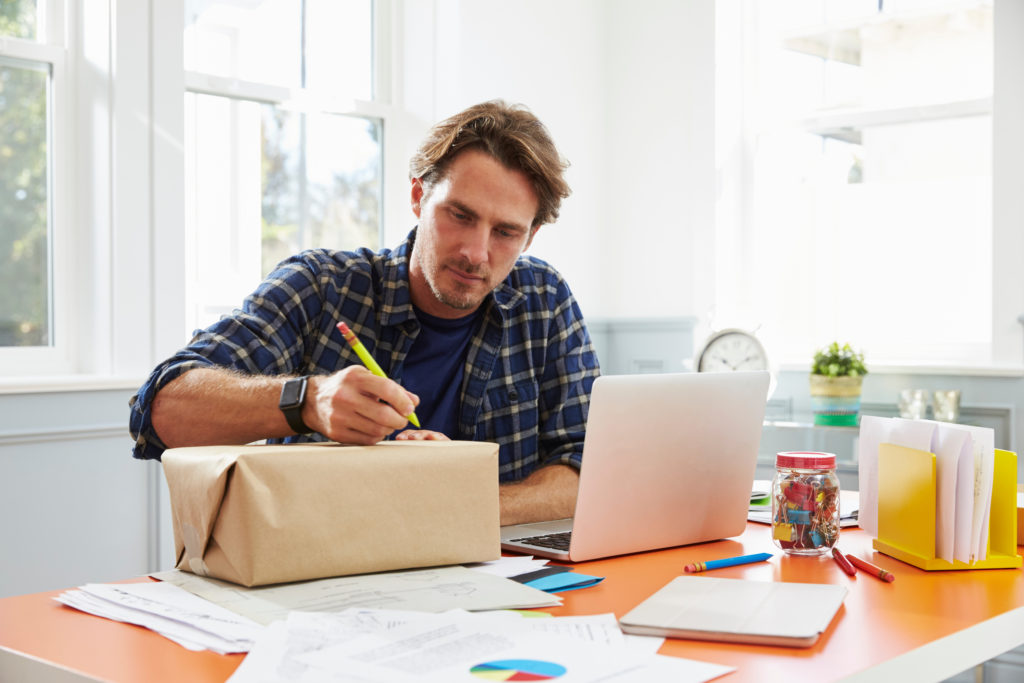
[771,451,840,555]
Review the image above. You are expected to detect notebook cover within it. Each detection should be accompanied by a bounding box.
[619,575,847,648]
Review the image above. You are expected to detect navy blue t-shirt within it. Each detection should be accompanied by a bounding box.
[400,307,482,437]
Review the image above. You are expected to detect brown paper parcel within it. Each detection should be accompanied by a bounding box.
[161,440,500,587]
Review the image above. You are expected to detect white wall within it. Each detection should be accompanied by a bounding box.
[600,0,716,320]
[394,0,716,322]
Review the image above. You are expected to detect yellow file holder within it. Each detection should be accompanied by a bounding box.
[872,443,1022,571]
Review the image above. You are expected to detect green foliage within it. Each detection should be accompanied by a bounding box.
[0,58,49,346]
[1,1,37,39]
[811,342,868,377]
[258,107,381,276]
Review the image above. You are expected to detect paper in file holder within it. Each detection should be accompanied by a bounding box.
[873,443,1022,570]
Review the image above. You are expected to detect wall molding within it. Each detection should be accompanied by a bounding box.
[0,424,128,447]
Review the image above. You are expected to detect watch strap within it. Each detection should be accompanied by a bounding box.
[279,376,313,434]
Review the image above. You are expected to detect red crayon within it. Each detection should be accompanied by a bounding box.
[831,547,857,577]
[846,554,896,583]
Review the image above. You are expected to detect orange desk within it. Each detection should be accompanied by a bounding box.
[2,524,1023,683]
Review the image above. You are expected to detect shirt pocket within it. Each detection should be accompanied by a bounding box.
[479,378,540,479]
[482,377,538,415]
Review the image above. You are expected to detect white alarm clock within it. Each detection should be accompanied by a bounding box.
[696,328,769,373]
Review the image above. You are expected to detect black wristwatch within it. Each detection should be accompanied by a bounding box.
[279,376,313,434]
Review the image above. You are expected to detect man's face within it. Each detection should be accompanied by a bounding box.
[409,148,540,319]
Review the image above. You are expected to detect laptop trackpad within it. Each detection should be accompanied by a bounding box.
[500,518,573,542]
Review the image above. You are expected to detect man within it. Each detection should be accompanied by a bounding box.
[129,100,600,525]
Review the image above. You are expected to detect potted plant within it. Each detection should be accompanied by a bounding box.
[810,342,868,426]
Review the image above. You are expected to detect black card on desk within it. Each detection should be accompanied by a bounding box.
[508,566,573,584]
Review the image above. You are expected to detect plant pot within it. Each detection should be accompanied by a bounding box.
[809,374,863,426]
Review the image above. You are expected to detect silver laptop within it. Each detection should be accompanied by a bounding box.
[501,371,769,562]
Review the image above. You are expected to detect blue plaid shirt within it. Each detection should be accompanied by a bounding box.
[129,229,600,482]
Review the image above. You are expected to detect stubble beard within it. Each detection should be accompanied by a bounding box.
[418,249,489,312]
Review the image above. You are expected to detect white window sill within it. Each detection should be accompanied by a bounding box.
[776,363,1024,378]
[0,375,145,395]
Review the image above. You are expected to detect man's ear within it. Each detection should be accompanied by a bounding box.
[411,178,425,218]
[523,225,541,251]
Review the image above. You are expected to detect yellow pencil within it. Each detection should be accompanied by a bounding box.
[336,322,421,427]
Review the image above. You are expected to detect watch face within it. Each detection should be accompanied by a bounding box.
[698,330,768,372]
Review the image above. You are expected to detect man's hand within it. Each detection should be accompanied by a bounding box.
[304,367,419,444]
[394,430,449,441]
[151,366,420,450]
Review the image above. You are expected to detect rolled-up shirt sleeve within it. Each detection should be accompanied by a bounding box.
[128,255,329,460]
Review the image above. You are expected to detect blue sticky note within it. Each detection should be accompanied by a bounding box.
[524,571,604,593]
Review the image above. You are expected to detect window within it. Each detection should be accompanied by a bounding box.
[0,0,72,372]
[0,55,49,347]
[716,0,1005,368]
[184,0,382,330]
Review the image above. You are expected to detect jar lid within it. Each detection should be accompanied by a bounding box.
[776,451,836,469]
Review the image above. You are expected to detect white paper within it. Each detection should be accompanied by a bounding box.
[857,415,892,536]
[596,654,735,682]
[152,566,560,626]
[55,582,263,654]
[944,423,995,562]
[300,624,640,683]
[927,422,970,563]
[463,556,550,578]
[229,609,727,683]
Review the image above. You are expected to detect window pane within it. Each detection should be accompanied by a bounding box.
[185,92,381,330]
[185,0,374,98]
[185,0,302,88]
[260,106,381,275]
[0,58,50,347]
[722,1,993,364]
[0,1,38,40]
[305,0,373,100]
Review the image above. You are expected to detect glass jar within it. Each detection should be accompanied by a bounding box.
[771,451,840,555]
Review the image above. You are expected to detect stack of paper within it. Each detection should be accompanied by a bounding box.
[55,582,263,654]
[859,416,995,564]
[152,564,562,625]
[228,608,735,683]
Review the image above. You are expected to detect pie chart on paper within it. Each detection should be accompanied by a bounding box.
[468,658,568,681]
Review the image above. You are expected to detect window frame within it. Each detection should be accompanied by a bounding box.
[714,0,1024,373]
[181,1,390,336]
[0,7,73,376]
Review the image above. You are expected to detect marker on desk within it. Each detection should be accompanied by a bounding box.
[846,554,896,583]
[684,552,772,573]
[336,322,421,427]
[831,547,857,577]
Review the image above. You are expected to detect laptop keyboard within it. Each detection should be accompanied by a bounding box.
[511,532,571,550]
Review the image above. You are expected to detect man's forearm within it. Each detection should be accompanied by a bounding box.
[151,367,295,449]
[498,464,580,526]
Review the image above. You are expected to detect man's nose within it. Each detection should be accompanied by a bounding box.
[458,225,489,266]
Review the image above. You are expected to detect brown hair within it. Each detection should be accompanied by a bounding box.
[409,100,571,227]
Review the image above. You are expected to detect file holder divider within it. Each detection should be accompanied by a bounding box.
[873,444,1022,570]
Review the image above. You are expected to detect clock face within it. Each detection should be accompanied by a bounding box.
[697,330,769,373]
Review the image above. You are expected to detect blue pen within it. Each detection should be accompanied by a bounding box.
[684,552,772,573]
